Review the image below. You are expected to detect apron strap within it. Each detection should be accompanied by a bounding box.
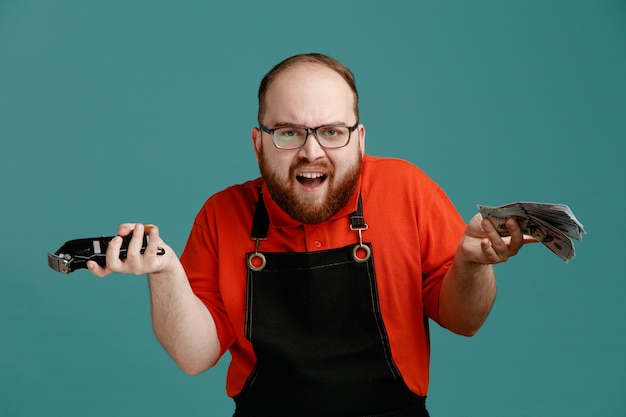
[349,193,371,262]
[250,189,366,239]
[250,189,270,240]
[249,188,369,263]
[349,193,366,229]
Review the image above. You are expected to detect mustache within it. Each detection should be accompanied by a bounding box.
[290,158,333,176]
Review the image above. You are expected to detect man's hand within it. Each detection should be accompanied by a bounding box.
[87,223,174,277]
[85,223,220,373]
[456,213,537,265]
[439,214,537,336]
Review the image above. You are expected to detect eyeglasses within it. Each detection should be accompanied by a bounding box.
[259,121,359,150]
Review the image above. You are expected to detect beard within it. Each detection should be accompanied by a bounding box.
[258,147,362,224]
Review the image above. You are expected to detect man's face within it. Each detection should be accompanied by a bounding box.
[252,63,365,224]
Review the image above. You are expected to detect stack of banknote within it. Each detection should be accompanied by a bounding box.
[477,202,586,263]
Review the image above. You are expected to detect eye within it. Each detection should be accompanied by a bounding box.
[319,126,347,139]
[276,128,304,138]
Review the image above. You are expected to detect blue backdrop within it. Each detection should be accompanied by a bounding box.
[1,1,625,416]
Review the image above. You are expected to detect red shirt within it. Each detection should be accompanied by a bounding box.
[181,155,467,397]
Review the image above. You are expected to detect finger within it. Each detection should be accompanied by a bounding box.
[506,218,523,254]
[86,260,111,277]
[144,225,162,259]
[477,236,503,264]
[117,223,137,237]
[523,235,539,244]
[480,237,493,253]
[125,223,146,269]
[144,224,158,235]
[105,235,125,271]
[480,218,500,240]
[466,213,489,239]
[481,219,508,256]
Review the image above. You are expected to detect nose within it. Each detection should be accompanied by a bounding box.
[297,130,326,161]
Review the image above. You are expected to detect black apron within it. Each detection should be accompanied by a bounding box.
[234,192,429,417]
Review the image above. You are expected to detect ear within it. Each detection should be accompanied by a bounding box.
[358,124,366,156]
[251,127,262,160]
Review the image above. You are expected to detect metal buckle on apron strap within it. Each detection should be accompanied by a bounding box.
[350,223,371,263]
[247,189,371,269]
[349,192,371,263]
[247,238,267,271]
[248,190,269,271]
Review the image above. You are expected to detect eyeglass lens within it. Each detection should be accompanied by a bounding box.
[273,126,351,149]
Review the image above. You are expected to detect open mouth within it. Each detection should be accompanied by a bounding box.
[296,172,327,189]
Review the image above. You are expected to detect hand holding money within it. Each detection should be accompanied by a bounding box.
[477,202,586,263]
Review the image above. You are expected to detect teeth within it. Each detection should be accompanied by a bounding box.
[298,172,324,179]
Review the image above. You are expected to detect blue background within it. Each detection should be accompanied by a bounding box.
[1,1,625,416]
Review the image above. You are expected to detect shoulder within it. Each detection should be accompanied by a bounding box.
[207,178,262,206]
[195,178,262,225]
[362,155,440,192]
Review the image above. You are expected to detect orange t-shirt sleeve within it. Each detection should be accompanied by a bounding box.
[181,204,237,360]
[419,187,467,324]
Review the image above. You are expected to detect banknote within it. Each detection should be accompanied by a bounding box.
[477,202,585,263]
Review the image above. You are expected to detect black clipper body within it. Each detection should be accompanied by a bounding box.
[48,234,165,274]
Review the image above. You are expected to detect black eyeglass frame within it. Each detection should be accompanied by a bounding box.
[259,121,360,150]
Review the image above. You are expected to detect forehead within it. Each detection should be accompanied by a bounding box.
[263,63,356,125]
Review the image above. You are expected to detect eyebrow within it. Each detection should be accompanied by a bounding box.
[271,121,349,128]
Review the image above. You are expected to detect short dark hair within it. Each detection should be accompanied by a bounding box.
[257,53,359,124]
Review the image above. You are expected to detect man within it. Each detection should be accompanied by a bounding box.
[88,53,529,417]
